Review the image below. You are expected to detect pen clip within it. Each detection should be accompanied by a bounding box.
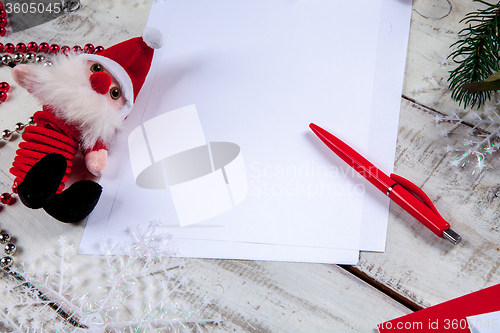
[389,173,441,216]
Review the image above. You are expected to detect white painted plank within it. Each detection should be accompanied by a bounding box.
[183,260,411,332]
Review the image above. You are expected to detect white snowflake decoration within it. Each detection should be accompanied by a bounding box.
[435,107,499,170]
[0,220,222,332]
[413,60,500,170]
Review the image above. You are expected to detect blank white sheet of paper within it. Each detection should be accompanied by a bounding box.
[79,0,412,263]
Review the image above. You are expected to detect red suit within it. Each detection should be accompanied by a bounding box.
[10,107,103,223]
[10,107,105,193]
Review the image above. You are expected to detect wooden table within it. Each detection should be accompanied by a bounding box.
[0,0,498,331]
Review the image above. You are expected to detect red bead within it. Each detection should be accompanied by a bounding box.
[0,28,5,37]
[49,44,60,54]
[0,82,9,92]
[61,45,70,55]
[0,3,3,10]
[0,10,6,18]
[11,183,18,194]
[0,193,12,205]
[39,42,49,53]
[0,43,3,52]
[16,43,26,53]
[94,46,104,54]
[27,41,38,52]
[72,45,82,53]
[84,43,95,54]
[0,91,6,102]
[0,17,6,28]
[4,43,14,53]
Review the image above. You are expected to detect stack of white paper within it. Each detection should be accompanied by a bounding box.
[79,0,413,264]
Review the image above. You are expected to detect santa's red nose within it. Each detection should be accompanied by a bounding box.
[90,72,112,95]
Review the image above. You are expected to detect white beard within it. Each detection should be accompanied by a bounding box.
[21,55,123,151]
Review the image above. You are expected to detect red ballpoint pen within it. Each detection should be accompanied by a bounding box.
[309,123,461,245]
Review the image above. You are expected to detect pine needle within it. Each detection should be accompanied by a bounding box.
[448,0,500,109]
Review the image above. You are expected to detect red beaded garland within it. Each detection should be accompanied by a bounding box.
[0,82,9,92]
[16,42,26,53]
[4,42,14,53]
[94,46,104,54]
[0,193,12,205]
[61,45,70,55]
[39,42,49,53]
[0,5,4,35]
[49,44,60,54]
[0,42,103,55]
[84,43,94,54]
[11,182,18,194]
[0,91,6,102]
[27,41,38,52]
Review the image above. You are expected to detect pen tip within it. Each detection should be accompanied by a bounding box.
[443,228,461,245]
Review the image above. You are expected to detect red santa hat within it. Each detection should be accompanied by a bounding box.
[80,27,164,119]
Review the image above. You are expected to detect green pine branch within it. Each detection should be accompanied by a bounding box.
[448,0,500,109]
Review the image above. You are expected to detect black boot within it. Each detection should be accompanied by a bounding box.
[43,180,102,223]
[17,153,67,209]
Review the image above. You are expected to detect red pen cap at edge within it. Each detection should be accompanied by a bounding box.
[309,123,394,193]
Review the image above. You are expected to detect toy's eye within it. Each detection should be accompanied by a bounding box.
[90,63,103,73]
[110,87,122,100]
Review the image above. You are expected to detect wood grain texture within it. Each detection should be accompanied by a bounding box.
[0,1,412,331]
[182,260,411,332]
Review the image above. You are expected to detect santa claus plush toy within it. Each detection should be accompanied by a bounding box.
[10,28,164,223]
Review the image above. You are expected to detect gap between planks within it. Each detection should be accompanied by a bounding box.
[339,265,423,312]
[402,95,492,134]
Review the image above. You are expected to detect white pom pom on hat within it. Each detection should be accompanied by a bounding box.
[142,27,164,49]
